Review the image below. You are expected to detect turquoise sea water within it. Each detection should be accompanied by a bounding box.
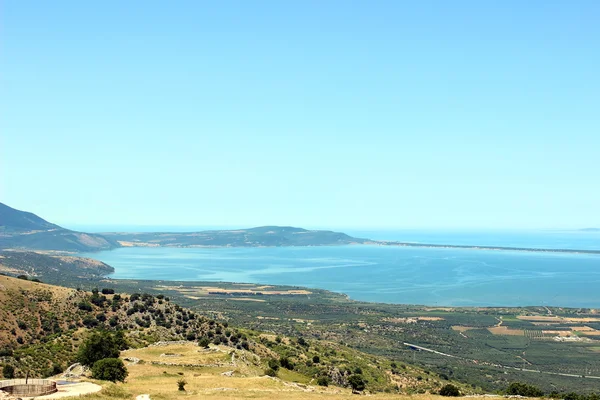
[79,230,600,308]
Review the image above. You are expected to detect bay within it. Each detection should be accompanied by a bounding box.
[79,230,600,308]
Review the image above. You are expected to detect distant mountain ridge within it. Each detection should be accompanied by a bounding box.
[103,225,368,247]
[0,202,118,252]
[0,202,60,231]
[0,202,368,251]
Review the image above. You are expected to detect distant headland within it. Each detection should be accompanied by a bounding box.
[1,202,599,255]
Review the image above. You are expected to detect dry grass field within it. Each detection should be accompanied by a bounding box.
[77,343,461,400]
[517,315,600,323]
[487,326,525,336]
[154,284,312,297]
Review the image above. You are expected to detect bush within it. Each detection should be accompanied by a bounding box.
[2,364,15,379]
[82,316,99,328]
[198,338,210,348]
[280,357,294,370]
[264,368,277,377]
[177,378,187,391]
[439,384,461,397]
[317,376,330,386]
[268,359,280,371]
[0,349,13,357]
[506,382,544,397]
[312,355,320,364]
[348,374,366,392]
[92,358,128,382]
[46,364,63,377]
[78,301,93,311]
[101,288,115,295]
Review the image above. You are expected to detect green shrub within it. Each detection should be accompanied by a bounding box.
[439,384,461,397]
[0,349,13,357]
[506,382,544,397]
[268,359,280,371]
[317,376,330,386]
[280,357,294,370]
[177,378,187,391]
[264,368,277,377]
[348,374,365,392]
[92,358,128,382]
[2,364,15,379]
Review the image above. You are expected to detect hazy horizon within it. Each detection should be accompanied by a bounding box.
[62,221,598,234]
[2,1,599,229]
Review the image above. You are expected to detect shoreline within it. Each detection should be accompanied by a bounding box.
[370,241,600,255]
[85,240,600,256]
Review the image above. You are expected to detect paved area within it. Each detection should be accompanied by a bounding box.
[29,382,102,399]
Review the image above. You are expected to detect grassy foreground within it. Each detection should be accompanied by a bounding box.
[82,365,449,400]
[78,343,453,400]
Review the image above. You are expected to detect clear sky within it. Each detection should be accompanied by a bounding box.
[1,1,599,230]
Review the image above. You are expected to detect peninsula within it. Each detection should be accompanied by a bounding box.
[1,202,599,255]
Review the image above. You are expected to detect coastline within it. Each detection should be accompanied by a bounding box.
[104,239,600,256]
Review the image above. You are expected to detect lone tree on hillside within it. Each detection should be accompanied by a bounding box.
[439,384,461,396]
[348,374,366,393]
[91,358,128,382]
[77,331,121,367]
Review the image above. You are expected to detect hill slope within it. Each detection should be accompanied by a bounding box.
[0,202,60,231]
[0,276,463,395]
[0,202,118,252]
[0,250,114,284]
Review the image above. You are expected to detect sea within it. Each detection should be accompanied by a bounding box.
[76,229,600,308]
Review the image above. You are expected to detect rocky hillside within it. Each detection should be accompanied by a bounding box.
[0,276,466,395]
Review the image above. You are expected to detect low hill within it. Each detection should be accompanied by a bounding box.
[103,226,368,247]
[0,202,118,252]
[0,276,463,395]
[0,250,114,285]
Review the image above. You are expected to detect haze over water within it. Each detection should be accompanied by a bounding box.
[80,230,600,308]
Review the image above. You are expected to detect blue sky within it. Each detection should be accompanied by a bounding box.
[1,1,599,229]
